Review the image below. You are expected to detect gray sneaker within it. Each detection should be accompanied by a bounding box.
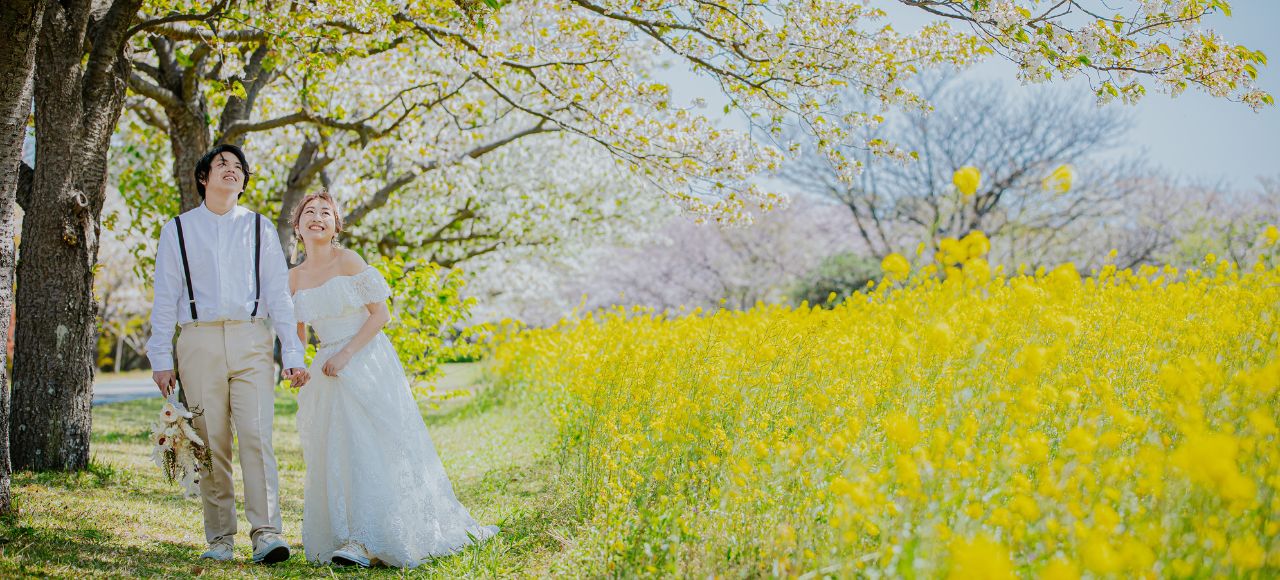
[252,532,291,565]
[331,540,371,568]
[199,541,234,561]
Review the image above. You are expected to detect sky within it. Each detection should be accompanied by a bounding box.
[661,1,1280,190]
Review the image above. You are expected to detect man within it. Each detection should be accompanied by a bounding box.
[146,144,310,564]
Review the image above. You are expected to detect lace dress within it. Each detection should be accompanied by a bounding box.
[293,267,497,567]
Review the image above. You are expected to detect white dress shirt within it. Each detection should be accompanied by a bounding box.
[146,203,305,371]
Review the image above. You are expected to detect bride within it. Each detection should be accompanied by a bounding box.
[287,190,498,568]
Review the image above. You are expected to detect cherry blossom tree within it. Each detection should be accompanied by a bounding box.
[116,0,1272,259]
[7,0,1272,471]
[0,0,43,517]
[466,201,853,324]
[12,0,143,472]
[1148,176,1280,268]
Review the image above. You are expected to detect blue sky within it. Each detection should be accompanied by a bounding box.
[662,1,1280,189]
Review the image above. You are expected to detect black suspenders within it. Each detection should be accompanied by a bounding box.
[252,213,262,317]
[174,212,263,322]
[174,216,198,320]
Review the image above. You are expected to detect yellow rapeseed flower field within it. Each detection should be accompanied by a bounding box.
[491,233,1280,577]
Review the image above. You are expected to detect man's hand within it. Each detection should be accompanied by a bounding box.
[283,367,310,388]
[153,370,177,397]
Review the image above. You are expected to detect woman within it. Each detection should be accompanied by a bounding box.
[287,191,497,568]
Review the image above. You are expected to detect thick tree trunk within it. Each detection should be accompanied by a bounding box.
[169,107,210,212]
[10,0,140,472]
[130,36,211,212]
[0,0,45,513]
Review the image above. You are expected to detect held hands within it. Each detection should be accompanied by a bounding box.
[321,349,353,377]
[153,370,177,397]
[283,367,311,388]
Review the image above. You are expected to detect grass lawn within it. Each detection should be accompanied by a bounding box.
[0,366,575,578]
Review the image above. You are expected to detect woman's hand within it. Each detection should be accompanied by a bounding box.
[322,349,353,377]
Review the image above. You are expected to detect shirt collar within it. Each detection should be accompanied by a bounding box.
[196,202,246,221]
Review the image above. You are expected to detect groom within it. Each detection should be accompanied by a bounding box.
[146,144,310,564]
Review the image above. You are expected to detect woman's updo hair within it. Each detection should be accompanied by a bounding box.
[289,190,344,244]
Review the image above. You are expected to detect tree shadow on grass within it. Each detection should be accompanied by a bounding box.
[0,495,576,578]
[1,517,219,577]
[0,511,409,578]
[16,459,138,491]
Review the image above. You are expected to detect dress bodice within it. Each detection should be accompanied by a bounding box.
[293,267,392,345]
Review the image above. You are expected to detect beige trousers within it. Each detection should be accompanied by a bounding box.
[176,319,282,546]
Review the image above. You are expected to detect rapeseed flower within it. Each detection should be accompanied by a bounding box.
[953,166,981,196]
[490,243,1280,577]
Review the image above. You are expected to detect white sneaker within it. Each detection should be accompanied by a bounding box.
[199,541,234,561]
[331,540,371,568]
[252,532,291,564]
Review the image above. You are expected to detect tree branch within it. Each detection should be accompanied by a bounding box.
[218,112,310,144]
[220,80,446,145]
[83,0,145,126]
[149,23,269,43]
[126,0,232,39]
[343,122,553,226]
[127,70,181,110]
[125,97,172,132]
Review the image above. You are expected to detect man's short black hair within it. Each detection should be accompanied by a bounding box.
[194,144,253,199]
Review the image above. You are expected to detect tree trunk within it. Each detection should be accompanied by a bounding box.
[10,0,140,472]
[0,0,45,513]
[169,106,210,212]
[113,333,124,374]
[147,37,277,213]
[276,138,332,263]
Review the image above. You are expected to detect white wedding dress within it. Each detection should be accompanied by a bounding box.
[293,267,497,567]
